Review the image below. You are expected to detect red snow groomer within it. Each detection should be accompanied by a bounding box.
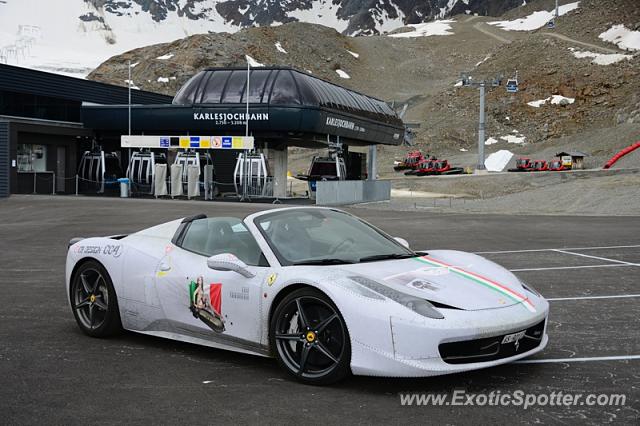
[405,158,432,175]
[508,157,534,172]
[532,160,549,172]
[413,159,464,176]
[394,150,424,172]
[548,159,568,171]
[412,159,436,176]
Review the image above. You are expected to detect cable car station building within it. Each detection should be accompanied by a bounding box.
[1,64,405,202]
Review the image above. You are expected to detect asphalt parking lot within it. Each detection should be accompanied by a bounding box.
[1,195,638,425]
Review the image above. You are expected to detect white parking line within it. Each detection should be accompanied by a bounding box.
[548,294,640,301]
[516,355,640,364]
[552,249,639,266]
[509,264,632,272]
[476,244,640,254]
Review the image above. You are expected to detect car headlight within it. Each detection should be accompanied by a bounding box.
[520,280,541,297]
[349,276,444,319]
[397,295,444,319]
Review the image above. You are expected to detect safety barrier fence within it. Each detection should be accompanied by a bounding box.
[24,174,292,201]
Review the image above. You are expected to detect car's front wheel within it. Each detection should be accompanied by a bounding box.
[70,260,122,337]
[270,287,351,385]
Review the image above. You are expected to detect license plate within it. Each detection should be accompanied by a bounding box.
[502,330,526,344]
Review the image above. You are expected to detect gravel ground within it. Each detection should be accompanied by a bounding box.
[355,171,640,216]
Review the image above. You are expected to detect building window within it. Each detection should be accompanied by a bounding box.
[17,144,48,172]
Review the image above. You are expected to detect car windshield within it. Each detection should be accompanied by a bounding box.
[254,209,415,265]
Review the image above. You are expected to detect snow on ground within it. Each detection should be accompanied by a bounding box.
[388,20,455,38]
[287,1,349,34]
[484,137,498,145]
[485,150,514,172]
[274,41,287,54]
[157,77,169,83]
[527,95,575,107]
[500,135,526,144]
[0,0,240,78]
[488,2,579,31]
[123,79,140,90]
[245,55,264,67]
[599,24,640,51]
[475,55,491,67]
[568,47,632,65]
[459,148,468,152]
[335,69,350,79]
[347,50,359,58]
[156,53,174,60]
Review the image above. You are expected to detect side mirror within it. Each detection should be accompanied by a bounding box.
[207,253,255,278]
[394,237,410,249]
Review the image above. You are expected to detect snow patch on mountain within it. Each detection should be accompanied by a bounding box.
[245,54,264,67]
[568,47,632,65]
[0,0,238,77]
[274,41,287,54]
[488,2,580,32]
[335,69,350,79]
[388,20,455,38]
[527,95,575,108]
[287,1,349,34]
[599,24,640,51]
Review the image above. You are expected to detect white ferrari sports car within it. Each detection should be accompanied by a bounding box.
[66,207,548,384]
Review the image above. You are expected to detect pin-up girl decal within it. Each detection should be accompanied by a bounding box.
[189,276,225,333]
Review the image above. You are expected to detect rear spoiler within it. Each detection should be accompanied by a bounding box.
[67,234,128,249]
[68,237,85,249]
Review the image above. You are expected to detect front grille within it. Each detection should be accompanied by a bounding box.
[438,319,545,364]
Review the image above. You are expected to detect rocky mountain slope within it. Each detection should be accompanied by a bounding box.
[0,0,525,77]
[83,0,525,36]
[88,0,640,174]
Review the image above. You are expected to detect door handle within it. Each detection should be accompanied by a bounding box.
[159,262,171,272]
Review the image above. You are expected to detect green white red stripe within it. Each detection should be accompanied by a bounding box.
[414,255,536,313]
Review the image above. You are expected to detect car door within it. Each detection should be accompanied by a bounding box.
[155,217,269,350]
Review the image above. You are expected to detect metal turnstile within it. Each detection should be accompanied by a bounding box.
[126,151,166,195]
[233,153,271,197]
[174,151,215,196]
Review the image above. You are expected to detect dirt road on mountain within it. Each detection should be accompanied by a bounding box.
[540,32,621,53]
[472,21,512,44]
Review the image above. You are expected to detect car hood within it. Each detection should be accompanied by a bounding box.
[338,250,537,312]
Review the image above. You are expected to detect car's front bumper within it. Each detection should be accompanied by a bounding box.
[349,301,549,377]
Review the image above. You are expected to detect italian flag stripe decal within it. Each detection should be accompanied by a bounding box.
[414,255,536,313]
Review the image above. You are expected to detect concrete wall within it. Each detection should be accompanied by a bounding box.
[316,180,391,205]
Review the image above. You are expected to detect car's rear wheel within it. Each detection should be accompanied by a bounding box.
[70,260,122,337]
[270,287,351,385]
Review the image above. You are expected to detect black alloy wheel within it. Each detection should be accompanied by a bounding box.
[270,287,351,385]
[70,260,122,337]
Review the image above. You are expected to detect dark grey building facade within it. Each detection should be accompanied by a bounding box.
[0,63,171,197]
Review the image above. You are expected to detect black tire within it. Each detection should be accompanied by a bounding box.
[70,260,122,337]
[269,287,351,385]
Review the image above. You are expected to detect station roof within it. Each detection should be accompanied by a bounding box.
[0,63,172,105]
[173,67,401,126]
[82,66,405,148]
